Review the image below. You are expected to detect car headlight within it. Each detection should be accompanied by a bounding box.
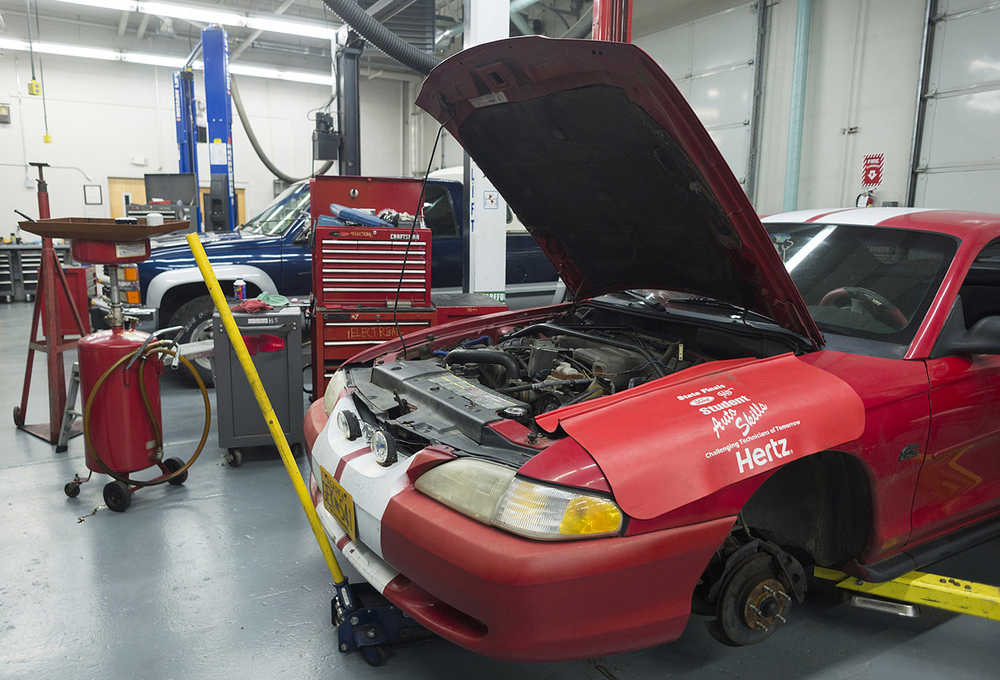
[324,370,350,414]
[414,458,623,540]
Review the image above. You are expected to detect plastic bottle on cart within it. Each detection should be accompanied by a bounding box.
[234,278,246,301]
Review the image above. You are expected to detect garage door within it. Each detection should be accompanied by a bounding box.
[911,0,1000,211]
[634,3,762,197]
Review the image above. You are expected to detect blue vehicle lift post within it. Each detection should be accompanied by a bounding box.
[201,27,237,232]
[172,67,202,232]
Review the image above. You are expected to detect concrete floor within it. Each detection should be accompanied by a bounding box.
[2,299,999,679]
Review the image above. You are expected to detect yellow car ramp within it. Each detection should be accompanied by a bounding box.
[814,566,1000,621]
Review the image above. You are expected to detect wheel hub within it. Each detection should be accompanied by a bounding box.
[743,578,790,632]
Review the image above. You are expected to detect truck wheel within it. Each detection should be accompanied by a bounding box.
[171,295,219,387]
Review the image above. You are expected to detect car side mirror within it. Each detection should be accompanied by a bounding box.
[943,316,1000,356]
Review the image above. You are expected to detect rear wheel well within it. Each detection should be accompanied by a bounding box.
[740,451,872,567]
[158,280,262,327]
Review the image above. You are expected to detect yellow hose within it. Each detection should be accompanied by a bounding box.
[185,233,347,585]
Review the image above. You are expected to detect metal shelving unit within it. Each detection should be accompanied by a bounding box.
[0,244,71,302]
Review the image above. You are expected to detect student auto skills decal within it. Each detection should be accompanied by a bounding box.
[680,380,802,475]
[535,354,867,519]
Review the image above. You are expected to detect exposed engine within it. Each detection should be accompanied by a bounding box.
[441,322,702,416]
[344,302,801,463]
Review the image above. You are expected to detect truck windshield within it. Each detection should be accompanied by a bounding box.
[242,183,310,236]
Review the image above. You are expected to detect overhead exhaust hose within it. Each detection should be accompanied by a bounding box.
[320,0,442,75]
[230,75,334,184]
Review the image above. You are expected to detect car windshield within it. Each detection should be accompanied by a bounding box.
[241,183,310,236]
[765,223,957,344]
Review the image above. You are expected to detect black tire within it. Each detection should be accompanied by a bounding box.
[64,481,81,498]
[360,645,389,667]
[170,295,219,387]
[103,480,132,512]
[163,457,188,486]
[225,448,243,468]
[13,405,23,427]
[709,554,792,647]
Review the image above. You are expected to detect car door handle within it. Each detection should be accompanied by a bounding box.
[899,444,920,461]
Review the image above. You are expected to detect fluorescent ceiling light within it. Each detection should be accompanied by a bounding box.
[55,0,338,41]
[0,37,331,86]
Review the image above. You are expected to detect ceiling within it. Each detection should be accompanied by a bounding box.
[0,0,593,79]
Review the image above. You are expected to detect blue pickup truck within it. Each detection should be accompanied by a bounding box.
[107,170,558,381]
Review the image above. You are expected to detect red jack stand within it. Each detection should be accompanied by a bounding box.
[13,162,89,446]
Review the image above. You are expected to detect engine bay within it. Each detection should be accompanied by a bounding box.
[443,321,699,416]
[344,301,801,462]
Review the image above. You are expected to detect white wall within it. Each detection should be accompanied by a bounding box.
[0,50,406,240]
[755,0,926,213]
[634,0,928,214]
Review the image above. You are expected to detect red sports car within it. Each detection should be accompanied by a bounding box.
[305,36,1000,660]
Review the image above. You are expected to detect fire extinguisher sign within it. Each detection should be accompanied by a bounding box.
[862,153,884,187]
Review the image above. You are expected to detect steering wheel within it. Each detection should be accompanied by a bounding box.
[818,286,908,330]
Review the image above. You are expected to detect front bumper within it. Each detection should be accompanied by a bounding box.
[304,399,734,661]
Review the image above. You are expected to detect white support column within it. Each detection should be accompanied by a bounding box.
[463,0,510,302]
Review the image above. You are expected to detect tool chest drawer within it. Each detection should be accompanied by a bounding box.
[311,307,435,398]
[312,226,432,308]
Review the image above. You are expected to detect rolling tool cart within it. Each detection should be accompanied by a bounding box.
[213,305,305,467]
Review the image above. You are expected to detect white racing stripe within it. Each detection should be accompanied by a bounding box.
[312,393,418,562]
[316,504,399,593]
[763,207,936,226]
[761,208,846,223]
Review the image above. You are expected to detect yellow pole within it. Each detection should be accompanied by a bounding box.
[186,233,346,585]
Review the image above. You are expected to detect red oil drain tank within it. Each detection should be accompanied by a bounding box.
[78,328,163,475]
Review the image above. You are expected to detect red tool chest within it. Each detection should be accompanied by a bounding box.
[312,307,435,397]
[41,266,92,338]
[309,176,425,220]
[312,225,432,308]
[432,292,508,325]
[307,176,508,399]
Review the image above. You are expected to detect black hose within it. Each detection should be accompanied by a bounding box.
[320,0,441,75]
[444,349,522,383]
[230,76,334,184]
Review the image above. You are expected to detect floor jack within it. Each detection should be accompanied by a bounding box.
[332,582,431,666]
[187,234,428,667]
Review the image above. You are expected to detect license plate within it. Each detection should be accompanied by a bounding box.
[321,465,357,544]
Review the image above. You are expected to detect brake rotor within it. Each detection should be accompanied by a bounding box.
[708,552,796,646]
[742,577,790,633]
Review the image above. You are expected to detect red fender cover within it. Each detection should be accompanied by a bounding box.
[535,354,866,520]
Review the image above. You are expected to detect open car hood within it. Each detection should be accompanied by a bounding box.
[416,37,823,347]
